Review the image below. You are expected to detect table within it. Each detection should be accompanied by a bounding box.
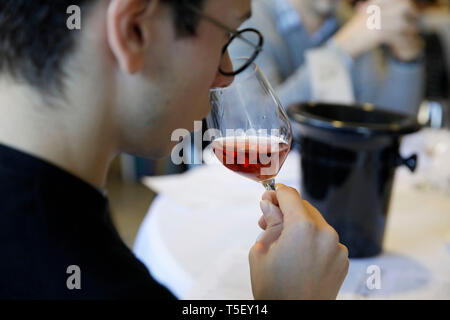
[133,130,450,299]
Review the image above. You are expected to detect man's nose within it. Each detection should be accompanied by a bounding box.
[210,51,235,89]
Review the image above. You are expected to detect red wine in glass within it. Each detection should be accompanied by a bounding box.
[208,59,293,190]
[212,136,291,182]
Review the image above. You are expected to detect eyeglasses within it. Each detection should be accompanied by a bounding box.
[183,4,264,76]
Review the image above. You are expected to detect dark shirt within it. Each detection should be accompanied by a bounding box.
[0,143,175,300]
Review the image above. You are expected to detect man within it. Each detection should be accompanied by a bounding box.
[0,0,348,299]
[231,0,425,114]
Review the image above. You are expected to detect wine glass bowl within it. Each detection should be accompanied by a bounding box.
[207,59,293,190]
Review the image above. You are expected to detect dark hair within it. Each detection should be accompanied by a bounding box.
[0,0,205,94]
[165,0,205,36]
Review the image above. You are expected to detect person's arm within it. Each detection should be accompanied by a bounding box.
[275,39,356,108]
[249,185,349,300]
[332,0,424,113]
[230,0,353,108]
[274,63,312,108]
[229,0,309,108]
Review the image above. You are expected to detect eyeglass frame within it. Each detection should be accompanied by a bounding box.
[182,3,264,76]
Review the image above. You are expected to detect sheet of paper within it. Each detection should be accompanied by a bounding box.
[142,150,301,211]
[306,47,355,104]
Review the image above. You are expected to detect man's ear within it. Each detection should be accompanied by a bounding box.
[107,0,159,74]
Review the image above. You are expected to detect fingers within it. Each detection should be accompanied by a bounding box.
[265,184,334,232]
[258,215,267,230]
[397,17,418,35]
[255,200,284,253]
[258,185,342,255]
[259,200,283,228]
[337,243,350,281]
[262,190,279,206]
[375,0,419,36]
[402,0,419,17]
[274,184,313,224]
[338,243,349,261]
[302,199,330,227]
[394,0,419,26]
[259,190,280,230]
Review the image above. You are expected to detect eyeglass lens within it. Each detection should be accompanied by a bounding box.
[219,29,262,76]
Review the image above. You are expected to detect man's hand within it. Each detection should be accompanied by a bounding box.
[333,0,423,61]
[249,185,349,300]
[388,30,424,62]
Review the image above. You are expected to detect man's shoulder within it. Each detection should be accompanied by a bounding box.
[0,229,175,300]
[0,194,175,299]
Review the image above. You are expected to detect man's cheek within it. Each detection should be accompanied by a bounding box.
[192,91,211,121]
[188,79,212,116]
[200,93,211,116]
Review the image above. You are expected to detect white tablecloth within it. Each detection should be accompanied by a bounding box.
[133,130,450,300]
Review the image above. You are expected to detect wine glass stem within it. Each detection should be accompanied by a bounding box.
[262,179,276,191]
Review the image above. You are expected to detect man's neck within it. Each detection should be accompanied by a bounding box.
[289,0,327,35]
[0,80,117,188]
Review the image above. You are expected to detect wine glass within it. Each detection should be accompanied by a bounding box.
[206,58,293,190]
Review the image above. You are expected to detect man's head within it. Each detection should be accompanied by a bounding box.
[0,0,251,158]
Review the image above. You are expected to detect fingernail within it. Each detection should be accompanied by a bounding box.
[260,200,271,217]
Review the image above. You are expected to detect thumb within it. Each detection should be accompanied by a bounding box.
[255,200,283,253]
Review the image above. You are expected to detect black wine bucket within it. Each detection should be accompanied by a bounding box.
[287,103,421,258]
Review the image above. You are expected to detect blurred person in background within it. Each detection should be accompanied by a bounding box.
[231,0,425,115]
[0,0,348,299]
